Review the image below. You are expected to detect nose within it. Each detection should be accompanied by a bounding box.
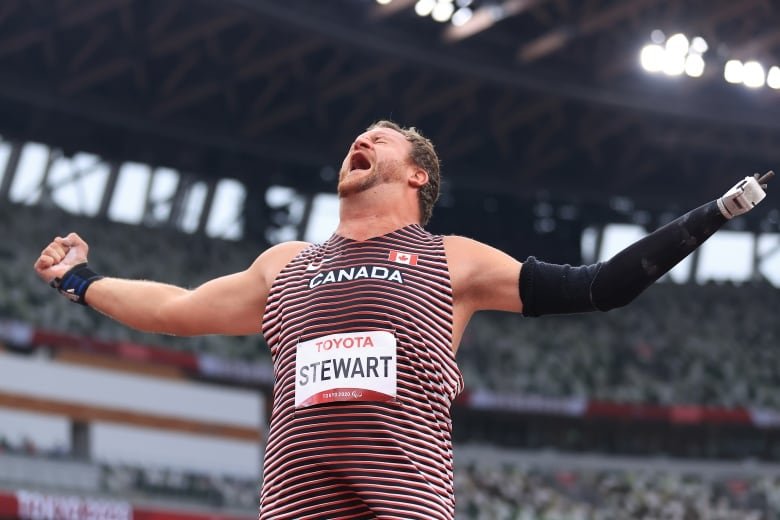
[352,136,373,151]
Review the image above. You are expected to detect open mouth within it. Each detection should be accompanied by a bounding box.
[349,152,371,173]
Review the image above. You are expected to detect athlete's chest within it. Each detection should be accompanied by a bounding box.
[294,241,431,292]
[265,230,454,342]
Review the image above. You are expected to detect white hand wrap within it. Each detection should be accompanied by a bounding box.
[717,176,767,219]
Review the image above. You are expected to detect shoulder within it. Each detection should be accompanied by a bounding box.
[258,241,312,261]
[249,241,312,285]
[443,234,523,313]
[443,234,512,262]
[442,234,486,251]
[443,234,519,270]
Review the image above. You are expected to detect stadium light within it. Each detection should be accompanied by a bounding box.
[415,0,436,16]
[768,66,780,89]
[724,60,743,84]
[665,33,689,55]
[432,0,455,22]
[415,0,465,24]
[640,44,665,73]
[722,58,780,90]
[376,0,393,4]
[640,30,780,91]
[685,54,705,78]
[640,31,707,79]
[663,52,686,76]
[742,61,766,88]
[451,6,473,26]
[691,36,708,54]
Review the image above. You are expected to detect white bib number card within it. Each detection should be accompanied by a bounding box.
[295,330,397,409]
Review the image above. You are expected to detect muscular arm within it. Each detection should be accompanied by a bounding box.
[445,235,522,315]
[444,173,771,349]
[35,233,309,337]
[446,200,733,330]
[86,261,267,336]
[444,235,522,351]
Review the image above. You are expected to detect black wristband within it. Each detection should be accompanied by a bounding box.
[50,262,104,306]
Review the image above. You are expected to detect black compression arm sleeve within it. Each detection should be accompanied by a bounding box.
[520,200,727,317]
[519,259,601,316]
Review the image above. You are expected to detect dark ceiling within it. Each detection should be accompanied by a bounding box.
[1,0,779,230]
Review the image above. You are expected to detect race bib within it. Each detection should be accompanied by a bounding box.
[295,330,397,409]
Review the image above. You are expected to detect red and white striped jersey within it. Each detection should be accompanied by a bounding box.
[260,224,463,519]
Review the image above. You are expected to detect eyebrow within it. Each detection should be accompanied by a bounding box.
[367,130,399,141]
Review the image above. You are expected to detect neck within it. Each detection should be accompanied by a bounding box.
[335,187,420,241]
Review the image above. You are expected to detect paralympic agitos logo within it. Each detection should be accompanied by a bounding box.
[308,265,404,289]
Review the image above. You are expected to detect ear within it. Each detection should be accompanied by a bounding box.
[409,167,428,188]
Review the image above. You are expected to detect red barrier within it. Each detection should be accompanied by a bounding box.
[0,491,17,517]
[133,508,253,520]
[31,329,199,371]
[585,400,752,425]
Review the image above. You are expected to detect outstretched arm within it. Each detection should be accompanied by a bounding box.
[520,172,772,316]
[449,172,772,322]
[34,232,308,336]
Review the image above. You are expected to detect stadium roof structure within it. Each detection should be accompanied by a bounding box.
[1,0,779,223]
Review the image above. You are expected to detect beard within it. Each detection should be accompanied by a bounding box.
[337,158,405,198]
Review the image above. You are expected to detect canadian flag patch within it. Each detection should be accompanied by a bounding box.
[388,250,419,266]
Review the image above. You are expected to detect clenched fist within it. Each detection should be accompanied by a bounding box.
[34,232,90,283]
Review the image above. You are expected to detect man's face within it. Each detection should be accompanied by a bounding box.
[337,128,413,198]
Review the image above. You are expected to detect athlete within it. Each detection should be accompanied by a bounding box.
[34,120,771,519]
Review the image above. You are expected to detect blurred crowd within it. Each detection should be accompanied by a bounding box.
[455,461,779,520]
[4,202,780,408]
[458,282,780,409]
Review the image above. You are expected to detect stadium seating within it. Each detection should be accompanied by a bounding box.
[459,281,780,409]
[454,459,775,520]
